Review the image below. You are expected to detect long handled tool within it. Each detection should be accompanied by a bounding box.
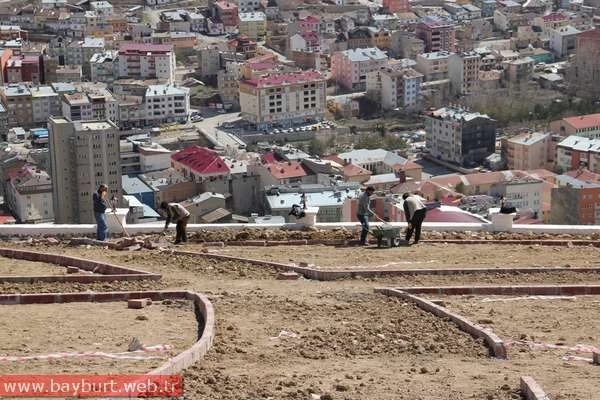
[110,196,130,238]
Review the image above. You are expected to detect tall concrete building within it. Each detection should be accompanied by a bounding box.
[572,29,600,99]
[49,117,122,224]
[415,16,456,53]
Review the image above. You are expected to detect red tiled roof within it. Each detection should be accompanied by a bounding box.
[344,163,371,177]
[561,113,600,130]
[172,146,230,175]
[243,70,323,88]
[119,43,173,54]
[430,175,464,188]
[423,207,486,223]
[542,12,567,22]
[260,151,284,163]
[266,161,309,180]
[301,15,320,24]
[215,1,238,9]
[565,168,600,183]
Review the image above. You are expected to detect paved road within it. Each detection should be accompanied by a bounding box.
[192,113,247,151]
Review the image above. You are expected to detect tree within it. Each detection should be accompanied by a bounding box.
[308,138,326,157]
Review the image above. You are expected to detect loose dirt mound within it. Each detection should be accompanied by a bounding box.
[182,291,489,400]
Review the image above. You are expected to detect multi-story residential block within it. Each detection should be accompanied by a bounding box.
[551,175,600,225]
[239,70,326,130]
[331,47,388,90]
[158,10,191,32]
[31,86,60,126]
[171,146,230,193]
[214,1,239,29]
[337,148,423,180]
[5,164,53,223]
[1,84,33,128]
[448,51,481,96]
[289,30,321,52]
[555,135,600,173]
[0,104,7,141]
[416,16,456,52]
[370,27,391,50]
[61,85,118,124]
[550,113,600,138]
[238,12,266,40]
[217,67,240,109]
[473,0,495,17]
[65,37,105,79]
[198,47,221,79]
[48,117,121,224]
[504,57,534,85]
[366,67,423,111]
[572,29,600,99]
[5,55,42,84]
[90,50,117,84]
[56,65,83,82]
[117,43,175,82]
[502,131,557,170]
[415,51,453,81]
[425,106,497,166]
[347,27,373,49]
[549,25,580,58]
[144,84,190,125]
[383,0,410,13]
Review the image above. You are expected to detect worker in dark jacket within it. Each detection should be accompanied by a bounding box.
[357,186,375,245]
[403,192,427,245]
[160,201,191,244]
[93,184,111,241]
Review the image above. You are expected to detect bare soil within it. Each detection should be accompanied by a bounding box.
[441,296,600,400]
[0,242,596,399]
[209,243,600,270]
[0,256,92,276]
[0,300,197,374]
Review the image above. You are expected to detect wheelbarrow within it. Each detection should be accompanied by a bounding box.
[371,225,404,248]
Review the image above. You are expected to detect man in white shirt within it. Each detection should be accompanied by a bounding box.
[402,193,427,245]
[160,201,191,244]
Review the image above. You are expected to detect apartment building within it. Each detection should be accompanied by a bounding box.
[65,37,105,79]
[555,135,600,173]
[1,84,33,128]
[383,0,410,13]
[5,164,53,223]
[116,43,175,82]
[503,131,556,170]
[6,55,42,84]
[415,16,456,52]
[31,86,60,126]
[415,51,453,81]
[366,67,423,110]
[572,29,600,99]
[48,117,121,224]
[214,1,239,29]
[90,50,117,84]
[425,106,497,166]
[551,175,600,225]
[549,25,580,59]
[61,86,118,124]
[239,70,326,130]
[550,113,600,138]
[144,84,190,125]
[331,47,388,90]
[238,12,266,40]
[448,51,481,96]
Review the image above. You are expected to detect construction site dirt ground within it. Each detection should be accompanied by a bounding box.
[0,300,197,374]
[207,243,600,270]
[437,295,600,400]
[0,256,93,276]
[0,242,598,399]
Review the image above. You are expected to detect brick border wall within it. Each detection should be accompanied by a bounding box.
[520,376,550,400]
[392,285,600,296]
[0,248,161,283]
[172,250,600,281]
[0,290,215,375]
[196,239,600,247]
[375,287,507,359]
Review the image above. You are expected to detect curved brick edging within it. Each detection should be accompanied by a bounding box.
[520,376,550,400]
[196,238,600,247]
[375,287,507,359]
[170,249,600,281]
[0,248,161,283]
[0,290,214,375]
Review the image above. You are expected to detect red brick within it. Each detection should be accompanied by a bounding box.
[127,298,152,309]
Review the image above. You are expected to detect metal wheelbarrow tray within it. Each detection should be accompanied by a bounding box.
[371,225,405,248]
